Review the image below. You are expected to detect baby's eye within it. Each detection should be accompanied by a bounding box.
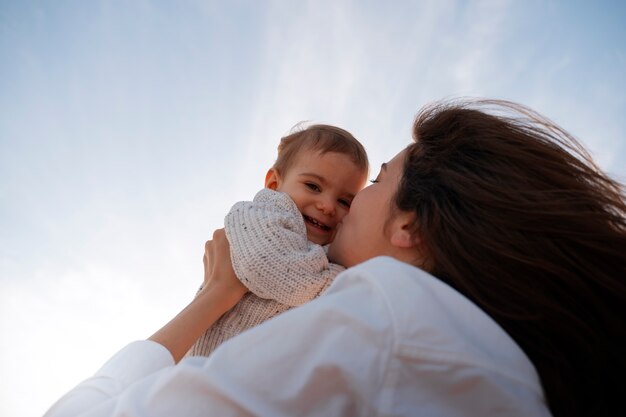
[338,199,351,208]
[369,178,379,184]
[305,182,321,192]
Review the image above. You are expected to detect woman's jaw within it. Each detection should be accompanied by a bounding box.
[328,148,431,270]
[328,149,413,268]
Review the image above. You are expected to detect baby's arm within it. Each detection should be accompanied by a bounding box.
[225,189,344,307]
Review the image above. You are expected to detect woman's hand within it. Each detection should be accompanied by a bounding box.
[200,229,248,306]
[149,229,247,363]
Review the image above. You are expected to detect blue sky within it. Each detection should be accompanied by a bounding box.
[1,1,625,415]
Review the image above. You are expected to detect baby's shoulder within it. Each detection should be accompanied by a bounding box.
[252,188,299,213]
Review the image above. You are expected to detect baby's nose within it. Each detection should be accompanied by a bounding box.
[317,199,336,216]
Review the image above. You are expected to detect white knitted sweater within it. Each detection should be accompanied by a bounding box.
[187,188,345,356]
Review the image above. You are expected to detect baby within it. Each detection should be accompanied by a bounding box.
[187,124,369,356]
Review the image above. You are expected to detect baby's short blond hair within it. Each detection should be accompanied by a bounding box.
[274,124,369,176]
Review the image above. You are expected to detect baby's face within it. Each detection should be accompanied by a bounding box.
[266,150,368,246]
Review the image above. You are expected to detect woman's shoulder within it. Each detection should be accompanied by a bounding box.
[332,256,545,399]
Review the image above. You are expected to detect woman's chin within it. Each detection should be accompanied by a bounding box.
[327,242,345,266]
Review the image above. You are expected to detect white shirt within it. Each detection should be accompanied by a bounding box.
[44,257,551,417]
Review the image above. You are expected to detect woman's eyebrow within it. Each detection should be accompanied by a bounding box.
[381,163,388,172]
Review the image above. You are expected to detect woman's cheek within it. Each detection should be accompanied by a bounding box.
[328,226,347,265]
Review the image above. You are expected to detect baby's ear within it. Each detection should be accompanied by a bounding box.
[265,168,281,190]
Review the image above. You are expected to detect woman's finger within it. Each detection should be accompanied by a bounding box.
[203,239,214,287]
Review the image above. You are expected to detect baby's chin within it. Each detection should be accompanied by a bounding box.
[308,236,331,246]
[307,231,336,247]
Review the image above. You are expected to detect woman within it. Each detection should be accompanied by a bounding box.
[45,99,625,417]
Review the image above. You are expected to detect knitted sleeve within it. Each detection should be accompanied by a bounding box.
[224,188,345,307]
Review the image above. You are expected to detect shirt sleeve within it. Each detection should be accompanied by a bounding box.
[224,188,344,306]
[43,340,175,417]
[42,269,394,417]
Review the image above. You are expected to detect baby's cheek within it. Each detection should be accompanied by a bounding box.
[336,208,350,221]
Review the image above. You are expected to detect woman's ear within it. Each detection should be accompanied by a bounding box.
[265,168,281,190]
[389,211,421,249]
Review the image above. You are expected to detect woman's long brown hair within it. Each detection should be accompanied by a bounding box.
[397,99,626,416]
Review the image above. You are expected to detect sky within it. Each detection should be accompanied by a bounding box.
[1,1,625,415]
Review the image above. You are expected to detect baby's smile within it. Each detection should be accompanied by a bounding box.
[303,214,331,231]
